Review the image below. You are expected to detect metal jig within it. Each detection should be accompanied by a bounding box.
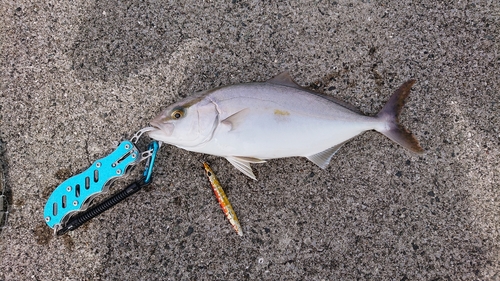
[203,162,243,236]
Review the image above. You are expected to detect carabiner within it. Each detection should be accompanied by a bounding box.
[142,141,161,184]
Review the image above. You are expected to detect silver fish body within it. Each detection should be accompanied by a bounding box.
[148,72,423,179]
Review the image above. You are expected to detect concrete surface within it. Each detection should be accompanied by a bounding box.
[1,0,499,280]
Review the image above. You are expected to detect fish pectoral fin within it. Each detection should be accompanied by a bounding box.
[221,108,250,131]
[226,156,263,180]
[306,142,346,169]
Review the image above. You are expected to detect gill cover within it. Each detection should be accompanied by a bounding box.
[149,97,219,148]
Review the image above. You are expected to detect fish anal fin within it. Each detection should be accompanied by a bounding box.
[267,71,303,89]
[221,108,250,131]
[306,142,346,169]
[225,156,261,180]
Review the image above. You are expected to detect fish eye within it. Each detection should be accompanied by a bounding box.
[171,109,184,119]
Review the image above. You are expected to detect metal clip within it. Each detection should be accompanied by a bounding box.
[142,141,161,184]
[130,127,155,144]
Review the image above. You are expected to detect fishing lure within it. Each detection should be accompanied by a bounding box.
[203,162,243,236]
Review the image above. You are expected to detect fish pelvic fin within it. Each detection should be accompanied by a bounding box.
[376,80,424,153]
[225,156,265,180]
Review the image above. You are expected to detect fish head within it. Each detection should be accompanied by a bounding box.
[148,94,218,148]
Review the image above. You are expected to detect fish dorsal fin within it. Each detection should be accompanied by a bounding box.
[225,156,266,180]
[268,72,364,114]
[221,108,250,131]
[267,71,303,89]
[306,142,346,169]
[311,93,364,114]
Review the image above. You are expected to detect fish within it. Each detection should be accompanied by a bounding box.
[203,162,243,236]
[148,72,423,180]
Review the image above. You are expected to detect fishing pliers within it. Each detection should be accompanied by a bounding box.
[43,128,160,236]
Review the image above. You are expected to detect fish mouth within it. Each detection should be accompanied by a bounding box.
[150,120,162,131]
[148,120,174,139]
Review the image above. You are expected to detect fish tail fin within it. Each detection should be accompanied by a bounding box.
[375,80,424,153]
